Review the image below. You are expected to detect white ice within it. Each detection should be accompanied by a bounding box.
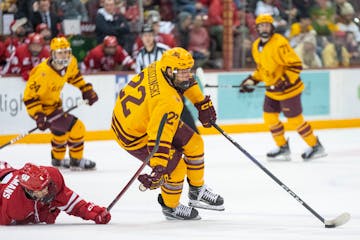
[0,128,359,240]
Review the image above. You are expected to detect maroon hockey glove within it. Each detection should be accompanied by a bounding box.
[138,165,167,190]
[34,112,50,131]
[82,202,111,224]
[273,77,291,91]
[239,75,259,93]
[80,83,98,106]
[194,96,217,128]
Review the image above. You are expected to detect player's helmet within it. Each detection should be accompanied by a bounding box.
[27,33,44,56]
[160,47,194,73]
[103,35,118,47]
[28,33,44,45]
[255,14,275,39]
[19,163,50,191]
[50,37,72,67]
[255,14,274,25]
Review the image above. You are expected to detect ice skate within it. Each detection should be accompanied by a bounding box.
[188,184,224,211]
[158,194,201,220]
[70,158,96,170]
[301,138,327,161]
[51,155,70,169]
[266,141,291,161]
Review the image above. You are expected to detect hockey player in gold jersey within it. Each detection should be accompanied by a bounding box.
[239,14,327,161]
[112,47,224,220]
[23,37,98,170]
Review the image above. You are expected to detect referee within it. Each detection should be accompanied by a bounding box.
[135,24,170,73]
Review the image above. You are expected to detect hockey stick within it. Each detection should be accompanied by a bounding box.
[194,67,272,90]
[0,100,88,150]
[107,113,168,211]
[204,83,270,89]
[212,122,351,228]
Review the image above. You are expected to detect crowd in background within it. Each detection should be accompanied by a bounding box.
[1,0,360,80]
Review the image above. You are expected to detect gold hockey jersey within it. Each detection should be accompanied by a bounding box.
[23,56,86,117]
[251,33,304,101]
[112,62,204,167]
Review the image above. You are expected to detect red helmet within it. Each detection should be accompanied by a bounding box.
[35,23,49,33]
[19,163,50,191]
[28,33,44,45]
[103,36,118,47]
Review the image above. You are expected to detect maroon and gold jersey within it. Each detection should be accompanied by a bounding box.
[251,33,304,101]
[23,56,87,117]
[112,61,204,167]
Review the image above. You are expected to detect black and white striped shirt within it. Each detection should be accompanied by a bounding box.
[135,42,170,73]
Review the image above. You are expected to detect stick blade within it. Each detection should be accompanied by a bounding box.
[324,212,351,228]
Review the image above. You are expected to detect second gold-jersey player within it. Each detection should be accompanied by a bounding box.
[239,14,327,161]
[112,47,224,220]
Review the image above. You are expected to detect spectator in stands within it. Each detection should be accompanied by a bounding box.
[310,0,338,36]
[344,31,360,64]
[7,33,50,81]
[135,24,170,74]
[287,12,317,48]
[0,0,17,14]
[295,34,322,69]
[132,10,176,58]
[31,0,62,38]
[172,11,193,49]
[173,0,205,16]
[14,0,37,20]
[95,0,130,47]
[322,31,351,67]
[51,0,89,21]
[336,1,360,43]
[188,13,210,68]
[206,0,239,64]
[82,35,135,73]
[1,18,30,75]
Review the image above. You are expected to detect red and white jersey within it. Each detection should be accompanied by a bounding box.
[83,44,134,72]
[0,166,84,225]
[7,43,50,81]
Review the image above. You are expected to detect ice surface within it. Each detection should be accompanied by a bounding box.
[0,128,359,240]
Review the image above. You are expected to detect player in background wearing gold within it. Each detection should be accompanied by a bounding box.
[112,47,224,220]
[23,37,98,170]
[239,14,327,161]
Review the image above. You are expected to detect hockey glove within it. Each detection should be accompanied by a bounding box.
[138,165,167,190]
[81,202,111,224]
[273,77,291,91]
[39,207,60,224]
[80,83,98,106]
[239,75,259,93]
[194,96,216,128]
[34,112,50,131]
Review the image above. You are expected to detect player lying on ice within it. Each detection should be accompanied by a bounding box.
[0,161,111,225]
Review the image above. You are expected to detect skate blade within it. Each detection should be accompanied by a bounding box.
[189,200,225,211]
[266,155,291,162]
[70,166,97,171]
[165,215,202,221]
[303,152,328,161]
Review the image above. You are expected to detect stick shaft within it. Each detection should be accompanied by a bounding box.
[0,101,85,150]
[212,123,326,224]
[107,113,168,211]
